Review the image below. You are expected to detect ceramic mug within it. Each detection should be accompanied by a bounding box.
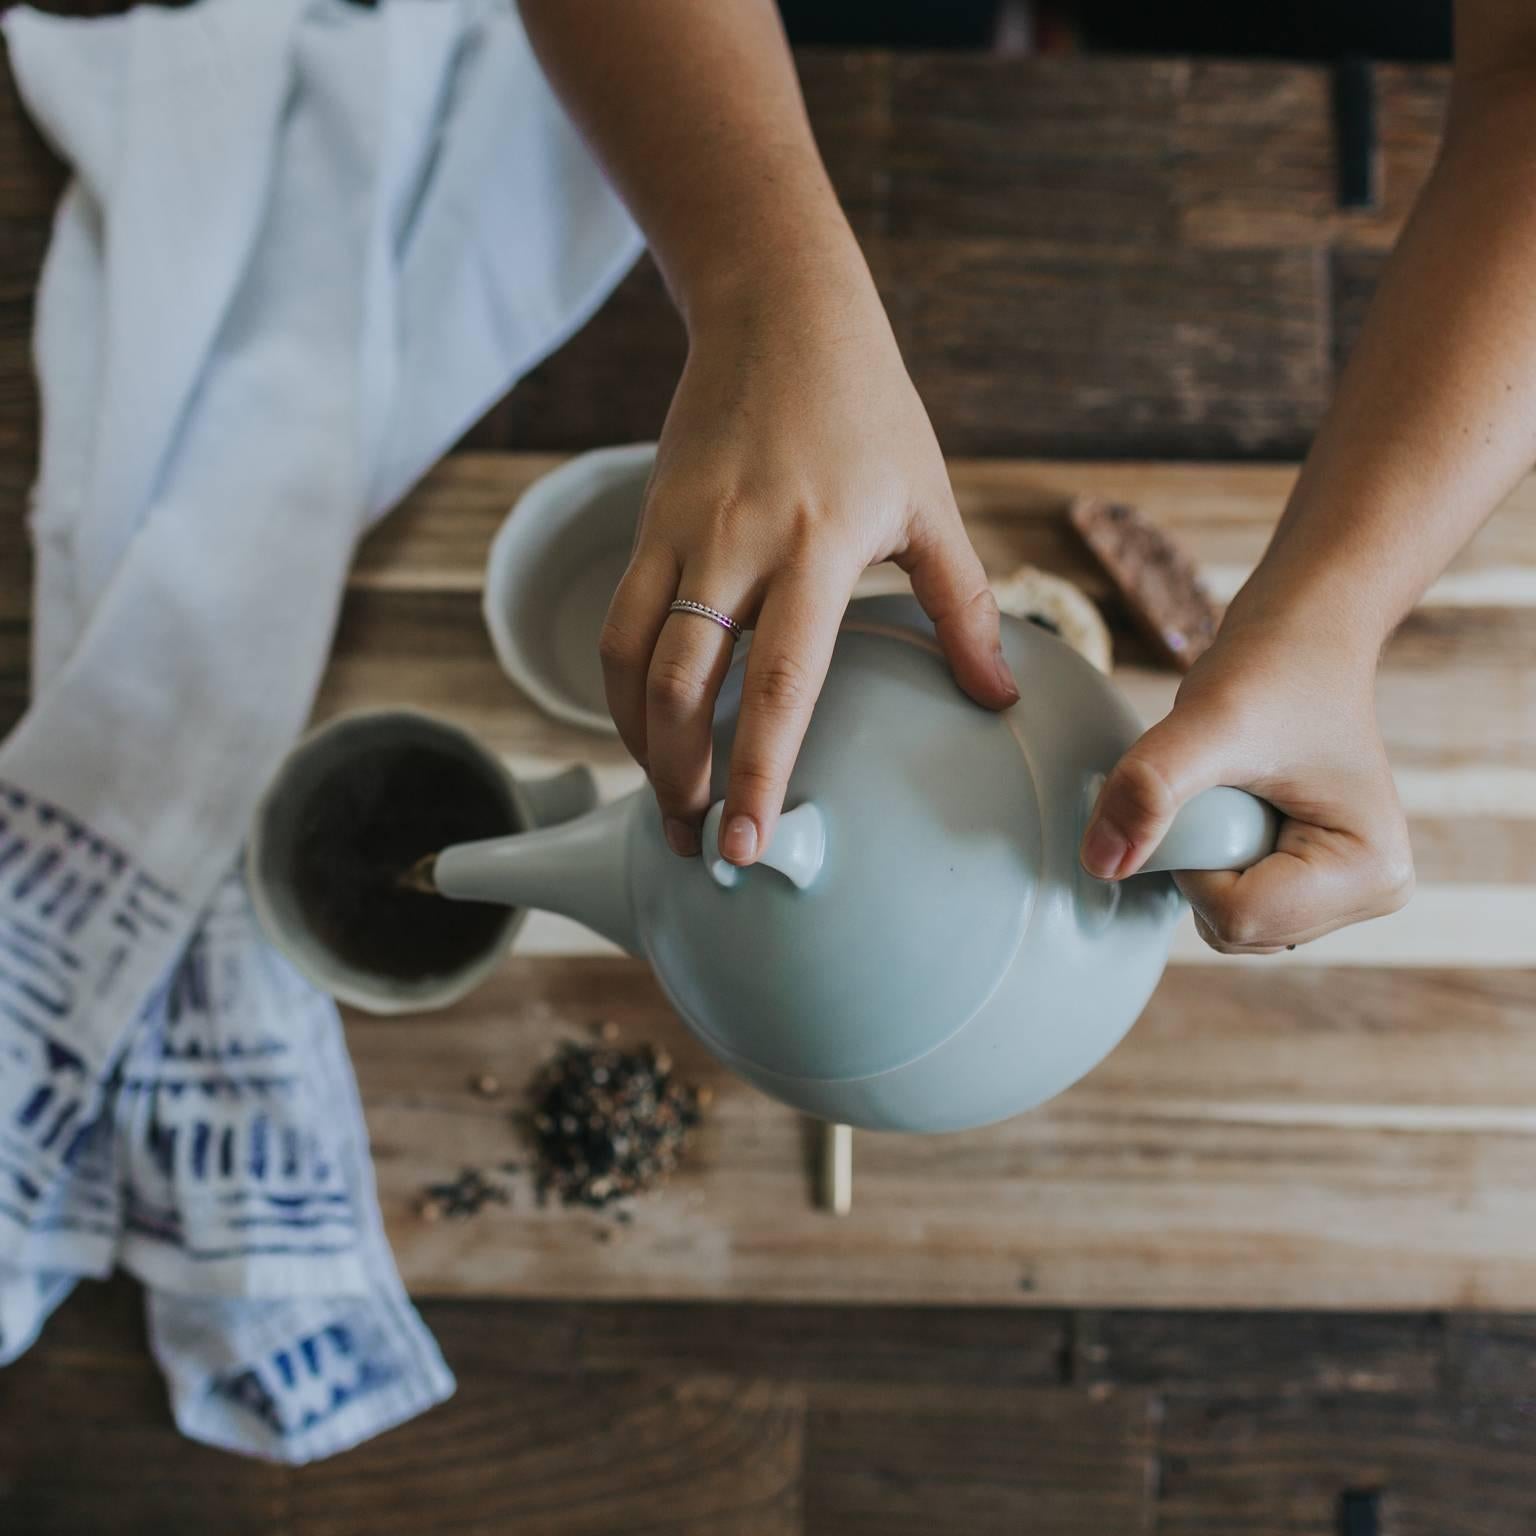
[246,708,597,1014]
[482,442,657,735]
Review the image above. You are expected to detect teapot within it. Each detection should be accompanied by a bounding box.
[416,595,1276,1134]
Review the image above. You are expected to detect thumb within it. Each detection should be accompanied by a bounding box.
[896,510,1020,710]
[1081,704,1236,880]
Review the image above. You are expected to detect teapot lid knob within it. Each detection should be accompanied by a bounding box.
[703,800,827,891]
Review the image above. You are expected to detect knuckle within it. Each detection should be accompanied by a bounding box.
[647,656,708,720]
[1376,846,1417,915]
[1203,933,1247,957]
[1108,754,1177,831]
[943,577,1000,630]
[1201,894,1266,951]
[748,651,812,716]
[908,532,993,623]
[598,617,647,674]
[769,508,841,577]
[728,759,784,804]
[646,771,693,812]
[698,488,756,546]
[974,587,1001,624]
[781,503,822,551]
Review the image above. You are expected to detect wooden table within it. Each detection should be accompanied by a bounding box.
[347,452,1536,1312]
[11,37,1536,1536]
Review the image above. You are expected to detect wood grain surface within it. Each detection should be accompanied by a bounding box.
[13,1275,1536,1535]
[305,449,1536,1310]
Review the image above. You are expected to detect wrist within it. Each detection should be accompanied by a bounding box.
[677,211,879,343]
[1218,488,1404,672]
[1211,574,1387,684]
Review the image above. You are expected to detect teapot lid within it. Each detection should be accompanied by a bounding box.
[637,597,1043,1082]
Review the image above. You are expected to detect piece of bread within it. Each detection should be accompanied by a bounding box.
[1068,495,1220,671]
[991,563,1113,674]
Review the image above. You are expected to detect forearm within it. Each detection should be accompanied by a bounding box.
[517,0,869,332]
[1228,62,1536,656]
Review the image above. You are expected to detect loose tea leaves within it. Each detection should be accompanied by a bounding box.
[525,1040,701,1210]
[418,1166,512,1221]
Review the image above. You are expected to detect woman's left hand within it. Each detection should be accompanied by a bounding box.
[600,265,1019,866]
[1080,614,1414,953]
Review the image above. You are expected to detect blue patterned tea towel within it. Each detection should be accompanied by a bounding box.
[0,0,640,1462]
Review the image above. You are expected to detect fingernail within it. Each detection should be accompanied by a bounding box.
[993,646,1020,701]
[664,817,699,858]
[722,815,758,865]
[1081,819,1128,880]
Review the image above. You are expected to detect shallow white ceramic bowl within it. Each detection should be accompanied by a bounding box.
[483,443,656,734]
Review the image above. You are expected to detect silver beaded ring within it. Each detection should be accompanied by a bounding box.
[668,598,743,641]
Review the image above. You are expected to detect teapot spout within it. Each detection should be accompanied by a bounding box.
[431,795,640,955]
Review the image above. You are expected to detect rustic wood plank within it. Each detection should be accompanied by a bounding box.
[564,1302,1067,1387]
[422,1296,1068,1387]
[290,1374,804,1536]
[0,1344,289,1536]
[1174,62,1333,250]
[20,1281,1536,1536]
[885,56,1184,247]
[887,238,1330,460]
[1076,1312,1444,1396]
[449,56,1441,460]
[353,959,1536,1309]
[803,1382,1157,1536]
[1443,1314,1536,1399]
[7,1274,149,1368]
[361,453,1536,612]
[1156,1391,1536,1536]
[1174,63,1445,253]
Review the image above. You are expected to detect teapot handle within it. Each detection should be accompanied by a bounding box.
[1137,785,1279,875]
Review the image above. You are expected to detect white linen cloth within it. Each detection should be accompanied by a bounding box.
[0,0,640,1461]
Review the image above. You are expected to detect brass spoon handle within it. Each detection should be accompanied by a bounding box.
[395,854,440,894]
[820,1121,853,1217]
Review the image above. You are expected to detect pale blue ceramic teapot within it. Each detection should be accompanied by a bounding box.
[427,595,1275,1132]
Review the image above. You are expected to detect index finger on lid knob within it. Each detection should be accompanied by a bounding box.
[720,557,857,867]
